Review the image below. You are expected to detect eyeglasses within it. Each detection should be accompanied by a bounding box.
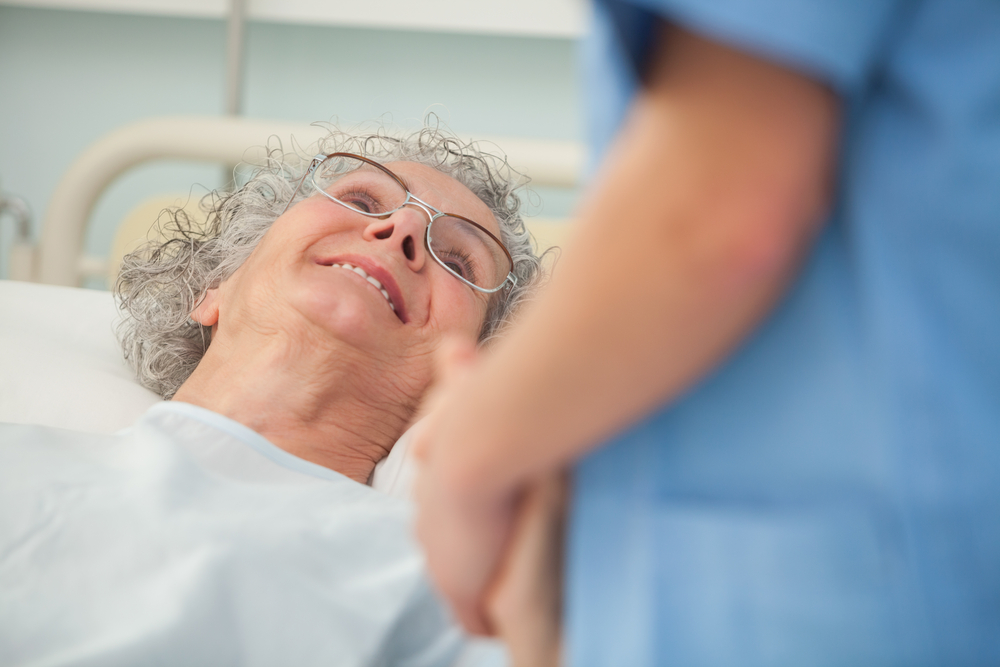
[284,152,517,294]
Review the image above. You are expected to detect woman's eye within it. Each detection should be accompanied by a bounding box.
[347,198,373,213]
[438,249,477,284]
[336,188,380,214]
[444,260,469,279]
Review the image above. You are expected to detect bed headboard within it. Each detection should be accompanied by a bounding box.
[15,116,584,287]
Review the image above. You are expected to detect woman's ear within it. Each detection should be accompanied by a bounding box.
[190,289,221,327]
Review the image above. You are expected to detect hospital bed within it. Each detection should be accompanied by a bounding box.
[1,116,583,434]
[1,116,581,667]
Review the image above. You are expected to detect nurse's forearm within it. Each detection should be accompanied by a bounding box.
[437,27,839,497]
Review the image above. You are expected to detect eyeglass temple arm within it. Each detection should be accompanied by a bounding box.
[282,154,326,214]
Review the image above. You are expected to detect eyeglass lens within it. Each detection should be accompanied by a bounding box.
[311,155,511,291]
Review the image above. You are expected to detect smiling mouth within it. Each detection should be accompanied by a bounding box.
[324,262,400,318]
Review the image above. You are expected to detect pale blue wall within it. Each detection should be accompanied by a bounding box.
[0,6,581,284]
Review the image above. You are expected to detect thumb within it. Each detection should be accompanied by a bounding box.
[412,337,479,461]
[435,335,478,386]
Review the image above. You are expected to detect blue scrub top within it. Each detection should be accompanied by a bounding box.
[568,1,1000,665]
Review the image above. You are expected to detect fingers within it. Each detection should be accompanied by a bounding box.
[409,418,432,462]
[436,335,478,385]
[411,336,479,460]
[450,597,494,637]
[413,336,517,637]
[413,480,516,637]
[485,474,567,666]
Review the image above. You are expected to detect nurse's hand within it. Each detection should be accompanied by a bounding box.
[413,339,520,635]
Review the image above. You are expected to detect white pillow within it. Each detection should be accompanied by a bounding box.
[0,280,415,497]
[372,421,420,501]
[0,280,161,433]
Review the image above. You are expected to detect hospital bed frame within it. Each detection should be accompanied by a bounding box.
[10,116,584,287]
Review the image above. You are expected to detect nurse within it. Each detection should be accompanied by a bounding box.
[414,1,1000,664]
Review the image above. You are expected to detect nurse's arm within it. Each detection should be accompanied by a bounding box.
[415,24,840,633]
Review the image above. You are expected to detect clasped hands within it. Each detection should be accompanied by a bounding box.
[412,338,564,667]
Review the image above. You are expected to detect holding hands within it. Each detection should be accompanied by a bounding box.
[413,339,564,665]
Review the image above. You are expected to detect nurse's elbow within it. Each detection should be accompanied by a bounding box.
[705,187,830,291]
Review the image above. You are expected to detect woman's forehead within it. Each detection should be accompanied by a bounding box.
[383,161,500,236]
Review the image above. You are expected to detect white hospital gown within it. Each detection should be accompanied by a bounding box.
[0,402,468,666]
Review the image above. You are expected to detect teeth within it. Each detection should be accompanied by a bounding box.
[327,261,395,311]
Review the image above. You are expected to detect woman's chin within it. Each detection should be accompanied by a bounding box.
[299,291,398,351]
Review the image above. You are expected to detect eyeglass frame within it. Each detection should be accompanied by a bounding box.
[282,152,517,294]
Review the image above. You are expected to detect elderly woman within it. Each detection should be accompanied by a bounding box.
[0,125,542,666]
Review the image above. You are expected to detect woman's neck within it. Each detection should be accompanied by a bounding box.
[172,329,420,484]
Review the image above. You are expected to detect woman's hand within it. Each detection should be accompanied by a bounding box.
[486,474,566,667]
[412,339,521,635]
[414,339,566,662]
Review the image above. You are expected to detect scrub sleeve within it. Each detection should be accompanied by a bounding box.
[567,1,1000,665]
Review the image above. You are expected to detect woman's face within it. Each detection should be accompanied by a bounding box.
[199,160,498,387]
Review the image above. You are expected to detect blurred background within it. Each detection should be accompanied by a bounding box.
[0,0,585,287]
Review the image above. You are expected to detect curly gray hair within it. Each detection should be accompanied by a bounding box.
[116,122,545,399]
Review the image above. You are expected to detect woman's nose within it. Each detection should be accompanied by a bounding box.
[362,206,429,268]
